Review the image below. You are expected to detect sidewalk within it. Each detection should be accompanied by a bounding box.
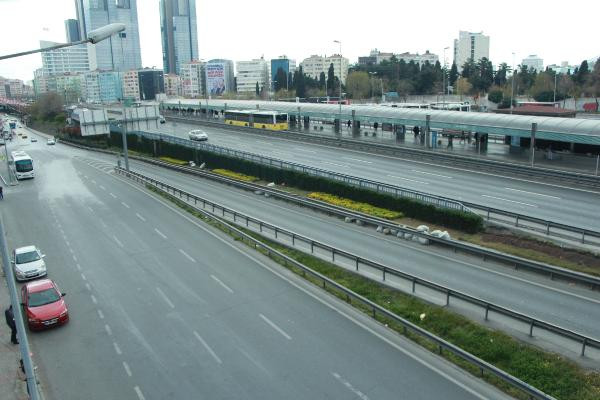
[0,270,28,399]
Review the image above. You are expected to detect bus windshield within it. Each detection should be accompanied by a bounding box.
[15,160,33,172]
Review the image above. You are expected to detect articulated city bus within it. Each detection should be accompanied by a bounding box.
[11,150,34,179]
[224,110,289,131]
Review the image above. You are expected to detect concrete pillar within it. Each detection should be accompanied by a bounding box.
[530,123,537,167]
[334,118,341,133]
[423,115,430,147]
[353,120,361,135]
[289,115,297,127]
[303,116,310,130]
[570,142,575,152]
[397,124,405,141]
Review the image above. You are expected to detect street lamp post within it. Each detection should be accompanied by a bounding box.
[0,23,126,400]
[553,72,558,103]
[510,52,516,114]
[443,46,449,107]
[333,40,343,116]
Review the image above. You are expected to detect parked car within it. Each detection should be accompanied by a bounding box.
[30,137,37,143]
[188,130,208,141]
[159,115,166,124]
[13,245,47,281]
[47,138,56,145]
[21,279,69,330]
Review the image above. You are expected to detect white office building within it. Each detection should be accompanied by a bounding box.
[236,58,269,93]
[122,70,140,101]
[396,50,439,66]
[40,40,89,75]
[300,54,349,84]
[180,61,205,98]
[522,55,544,72]
[164,73,181,97]
[453,31,490,68]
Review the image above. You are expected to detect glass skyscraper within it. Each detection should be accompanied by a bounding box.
[160,0,199,75]
[75,0,142,71]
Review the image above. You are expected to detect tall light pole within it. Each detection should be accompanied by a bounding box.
[0,22,125,400]
[443,46,449,107]
[510,52,516,114]
[369,71,376,102]
[553,72,558,103]
[333,40,343,116]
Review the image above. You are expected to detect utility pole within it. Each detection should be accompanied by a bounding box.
[510,52,516,114]
[121,102,130,171]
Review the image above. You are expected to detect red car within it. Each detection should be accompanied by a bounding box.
[21,279,69,330]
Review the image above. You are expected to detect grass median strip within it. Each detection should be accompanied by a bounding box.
[212,169,259,182]
[143,182,600,400]
[307,192,403,220]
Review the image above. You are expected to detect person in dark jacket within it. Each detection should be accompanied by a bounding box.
[5,305,18,344]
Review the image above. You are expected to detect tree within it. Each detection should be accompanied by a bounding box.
[461,59,476,79]
[575,60,590,86]
[448,62,459,87]
[296,66,306,98]
[487,88,503,103]
[255,82,260,96]
[345,71,370,99]
[456,77,473,97]
[396,79,414,101]
[274,67,287,92]
[530,72,554,101]
[587,58,600,104]
[319,71,326,90]
[29,92,64,121]
[494,63,509,86]
[327,63,335,96]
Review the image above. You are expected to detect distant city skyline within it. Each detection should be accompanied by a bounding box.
[0,0,598,82]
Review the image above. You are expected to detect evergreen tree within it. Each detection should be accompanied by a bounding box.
[255,82,259,96]
[327,63,335,96]
[448,62,459,87]
[296,66,306,98]
[319,71,326,89]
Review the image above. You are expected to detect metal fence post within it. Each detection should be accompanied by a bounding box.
[530,122,537,168]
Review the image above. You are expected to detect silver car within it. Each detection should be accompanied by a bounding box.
[13,245,47,281]
[188,130,208,141]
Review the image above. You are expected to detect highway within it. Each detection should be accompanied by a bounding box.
[0,133,513,399]
[56,134,600,350]
[150,119,600,231]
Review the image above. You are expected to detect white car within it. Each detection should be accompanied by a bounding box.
[13,245,47,281]
[31,137,37,143]
[159,115,166,124]
[47,138,56,145]
[188,130,208,141]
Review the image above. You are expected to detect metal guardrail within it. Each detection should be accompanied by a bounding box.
[128,155,600,291]
[116,167,558,400]
[117,166,600,359]
[142,123,600,247]
[59,137,600,290]
[167,114,600,187]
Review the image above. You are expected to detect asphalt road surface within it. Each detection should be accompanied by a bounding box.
[0,132,513,399]
[150,120,600,231]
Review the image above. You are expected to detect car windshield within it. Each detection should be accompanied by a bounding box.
[16,250,40,264]
[28,288,60,307]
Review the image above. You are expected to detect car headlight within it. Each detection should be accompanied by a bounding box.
[59,310,68,317]
[15,270,25,277]
[28,318,41,323]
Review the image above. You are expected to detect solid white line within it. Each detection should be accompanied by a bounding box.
[259,314,292,340]
[85,283,91,291]
[343,157,372,164]
[193,331,222,364]
[105,324,112,336]
[97,309,104,319]
[134,386,146,400]
[211,275,234,293]
[156,287,175,309]
[113,235,124,248]
[99,185,106,190]
[81,273,87,281]
[91,294,97,304]
[122,361,132,377]
[113,342,122,355]
[154,228,167,239]
[481,194,537,207]
[121,202,130,209]
[109,193,117,198]
[179,248,196,263]
[387,174,429,185]
[321,161,348,168]
[412,170,453,179]
[293,147,317,153]
[504,187,561,199]
[136,213,146,222]
[332,372,370,400]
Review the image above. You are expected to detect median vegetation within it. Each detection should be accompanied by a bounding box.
[308,192,403,219]
[212,169,259,182]
[145,182,600,400]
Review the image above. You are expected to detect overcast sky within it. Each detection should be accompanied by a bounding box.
[0,0,598,82]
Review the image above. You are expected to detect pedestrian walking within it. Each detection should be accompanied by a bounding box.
[5,305,18,344]
[0,185,3,200]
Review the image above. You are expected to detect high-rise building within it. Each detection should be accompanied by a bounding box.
[65,19,81,42]
[522,55,544,72]
[83,70,123,103]
[453,31,490,69]
[75,0,142,71]
[181,61,205,98]
[122,70,140,100]
[236,58,269,93]
[138,69,165,101]
[160,0,199,75]
[300,54,349,84]
[205,59,234,95]
[40,40,89,75]
[270,57,296,88]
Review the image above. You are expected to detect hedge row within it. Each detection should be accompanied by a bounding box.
[81,132,484,233]
[308,192,403,220]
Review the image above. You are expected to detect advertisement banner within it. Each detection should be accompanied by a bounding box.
[206,63,226,95]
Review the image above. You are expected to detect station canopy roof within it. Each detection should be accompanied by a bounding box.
[163,99,600,145]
